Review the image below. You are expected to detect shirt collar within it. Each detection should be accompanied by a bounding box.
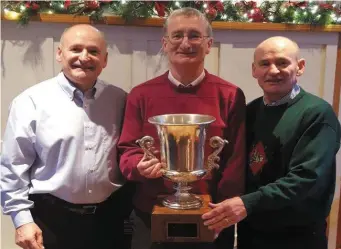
[57,72,97,100]
[168,70,205,88]
[264,84,301,106]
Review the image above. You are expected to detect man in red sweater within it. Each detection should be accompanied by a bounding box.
[118,7,246,249]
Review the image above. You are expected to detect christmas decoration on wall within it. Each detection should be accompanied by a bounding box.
[1,1,341,26]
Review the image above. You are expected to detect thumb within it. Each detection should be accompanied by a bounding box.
[36,232,44,249]
[214,228,223,239]
[30,239,41,249]
[208,202,219,208]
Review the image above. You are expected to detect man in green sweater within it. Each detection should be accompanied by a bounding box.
[202,36,341,249]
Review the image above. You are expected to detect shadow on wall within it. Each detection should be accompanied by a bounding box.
[1,39,45,79]
[107,38,169,79]
[147,41,168,77]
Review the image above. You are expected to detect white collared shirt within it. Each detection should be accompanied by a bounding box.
[1,72,126,228]
[168,70,205,88]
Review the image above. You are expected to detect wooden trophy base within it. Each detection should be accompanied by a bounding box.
[151,194,215,243]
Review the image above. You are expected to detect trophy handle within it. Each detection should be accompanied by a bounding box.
[136,136,167,174]
[136,136,156,159]
[207,136,228,171]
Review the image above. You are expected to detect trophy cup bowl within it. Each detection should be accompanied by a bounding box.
[137,114,228,210]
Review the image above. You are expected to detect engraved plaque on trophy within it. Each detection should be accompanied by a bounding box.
[137,114,228,243]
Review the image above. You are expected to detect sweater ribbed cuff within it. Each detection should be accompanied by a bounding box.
[132,155,148,182]
[240,191,263,216]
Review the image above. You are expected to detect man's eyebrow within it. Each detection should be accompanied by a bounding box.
[276,57,290,61]
[171,29,201,33]
[258,59,269,63]
[68,44,101,49]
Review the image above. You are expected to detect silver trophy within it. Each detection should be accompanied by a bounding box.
[137,114,228,210]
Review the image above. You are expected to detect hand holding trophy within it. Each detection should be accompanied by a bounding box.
[137,114,228,242]
[136,155,163,179]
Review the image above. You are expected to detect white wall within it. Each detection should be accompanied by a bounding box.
[1,20,340,249]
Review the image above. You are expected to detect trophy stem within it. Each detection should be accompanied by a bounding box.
[162,182,203,209]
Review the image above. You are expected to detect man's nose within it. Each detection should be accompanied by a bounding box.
[268,64,280,74]
[79,49,90,61]
[180,36,191,48]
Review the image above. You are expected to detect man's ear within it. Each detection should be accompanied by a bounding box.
[206,37,213,55]
[103,52,108,69]
[252,62,257,79]
[161,36,168,53]
[296,58,305,76]
[56,46,62,63]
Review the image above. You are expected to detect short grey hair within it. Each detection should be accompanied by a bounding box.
[163,7,213,37]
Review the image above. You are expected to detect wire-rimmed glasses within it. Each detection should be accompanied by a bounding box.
[164,33,210,45]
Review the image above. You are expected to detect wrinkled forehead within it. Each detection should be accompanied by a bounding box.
[166,15,207,34]
[254,45,297,62]
[61,28,106,49]
[61,26,105,45]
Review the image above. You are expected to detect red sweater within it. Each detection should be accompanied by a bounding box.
[118,70,246,212]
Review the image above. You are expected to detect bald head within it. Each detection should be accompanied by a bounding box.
[254,36,300,62]
[60,24,107,50]
[252,36,305,104]
[56,24,108,92]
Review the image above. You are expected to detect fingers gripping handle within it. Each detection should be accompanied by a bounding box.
[136,136,156,159]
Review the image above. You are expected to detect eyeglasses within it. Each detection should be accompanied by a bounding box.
[165,34,210,45]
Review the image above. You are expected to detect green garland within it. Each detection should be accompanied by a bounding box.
[2,1,341,26]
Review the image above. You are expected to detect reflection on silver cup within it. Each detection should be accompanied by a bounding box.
[137,114,228,210]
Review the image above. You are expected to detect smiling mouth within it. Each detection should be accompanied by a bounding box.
[177,52,197,56]
[265,79,283,83]
[71,65,95,71]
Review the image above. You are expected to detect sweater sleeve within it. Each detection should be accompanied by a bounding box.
[117,89,146,182]
[217,88,246,201]
[241,106,341,215]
